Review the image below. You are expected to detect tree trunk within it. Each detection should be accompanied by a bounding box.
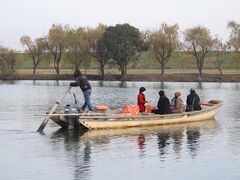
[58,50,62,75]
[196,57,203,82]
[100,63,105,80]
[219,69,223,77]
[218,68,223,82]
[160,63,165,76]
[55,58,60,75]
[33,65,36,75]
[56,63,60,75]
[32,58,36,75]
[52,47,62,75]
[198,67,203,81]
[120,64,126,81]
[74,64,79,71]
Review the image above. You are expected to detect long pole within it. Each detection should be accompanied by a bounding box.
[36,86,71,133]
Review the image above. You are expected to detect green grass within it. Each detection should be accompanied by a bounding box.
[15,51,239,71]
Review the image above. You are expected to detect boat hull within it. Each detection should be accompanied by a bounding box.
[50,101,222,130]
[80,109,217,130]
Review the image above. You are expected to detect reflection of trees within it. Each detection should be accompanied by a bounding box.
[54,80,60,86]
[98,81,104,87]
[196,81,203,89]
[51,129,91,180]
[160,81,164,89]
[0,80,16,85]
[119,81,127,88]
[186,127,200,158]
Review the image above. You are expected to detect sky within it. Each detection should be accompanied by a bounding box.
[0,0,239,50]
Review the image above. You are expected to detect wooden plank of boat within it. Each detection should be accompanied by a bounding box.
[50,100,223,130]
[80,119,218,140]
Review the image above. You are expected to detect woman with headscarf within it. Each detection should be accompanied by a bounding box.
[171,91,185,113]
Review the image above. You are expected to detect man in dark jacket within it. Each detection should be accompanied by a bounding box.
[70,69,93,111]
[186,88,201,112]
[152,90,171,114]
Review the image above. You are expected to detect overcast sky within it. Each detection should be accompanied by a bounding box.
[0,0,239,50]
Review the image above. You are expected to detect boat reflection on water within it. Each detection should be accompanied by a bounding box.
[51,119,218,179]
[51,129,91,180]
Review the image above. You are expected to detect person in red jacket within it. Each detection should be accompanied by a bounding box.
[137,87,148,112]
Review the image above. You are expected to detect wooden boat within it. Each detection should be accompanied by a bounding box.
[50,100,223,130]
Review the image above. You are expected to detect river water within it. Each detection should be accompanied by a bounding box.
[0,80,240,180]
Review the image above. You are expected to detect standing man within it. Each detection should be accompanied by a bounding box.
[70,69,93,112]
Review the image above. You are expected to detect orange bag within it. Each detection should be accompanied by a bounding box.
[120,104,140,116]
[95,105,109,111]
[145,105,155,113]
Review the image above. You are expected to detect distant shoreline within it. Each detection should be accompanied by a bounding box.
[1,73,240,82]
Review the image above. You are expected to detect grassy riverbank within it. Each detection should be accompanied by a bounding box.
[1,51,239,82]
[1,68,240,82]
[14,51,240,70]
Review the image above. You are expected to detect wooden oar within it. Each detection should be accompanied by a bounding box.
[36,86,71,133]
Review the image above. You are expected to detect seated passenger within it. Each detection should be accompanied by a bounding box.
[152,90,171,114]
[137,87,148,112]
[171,91,185,113]
[186,88,202,112]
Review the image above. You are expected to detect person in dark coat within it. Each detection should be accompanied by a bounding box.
[70,69,93,111]
[137,87,148,112]
[152,90,171,114]
[186,88,202,112]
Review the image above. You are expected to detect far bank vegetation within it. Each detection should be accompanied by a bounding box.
[1,21,240,81]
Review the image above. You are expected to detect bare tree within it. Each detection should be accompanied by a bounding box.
[0,45,17,75]
[149,23,179,75]
[48,24,66,75]
[20,36,47,74]
[227,20,240,71]
[88,24,109,79]
[183,25,214,80]
[212,37,227,81]
[227,20,240,52]
[65,27,91,71]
